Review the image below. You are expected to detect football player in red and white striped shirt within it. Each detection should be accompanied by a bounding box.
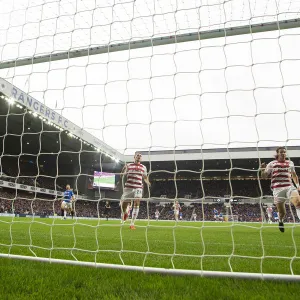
[173,201,181,222]
[261,147,300,232]
[266,206,273,224]
[120,153,150,229]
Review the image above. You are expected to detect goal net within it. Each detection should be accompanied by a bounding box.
[1,0,300,281]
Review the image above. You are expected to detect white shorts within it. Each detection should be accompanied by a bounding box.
[121,188,143,202]
[267,213,272,218]
[62,201,72,209]
[273,186,297,204]
[174,210,179,215]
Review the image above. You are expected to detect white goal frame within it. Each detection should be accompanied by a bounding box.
[1,18,300,70]
[1,253,300,282]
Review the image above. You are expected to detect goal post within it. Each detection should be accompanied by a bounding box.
[1,0,300,282]
[1,253,300,282]
[1,17,300,69]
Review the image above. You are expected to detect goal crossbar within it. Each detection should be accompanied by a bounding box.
[1,253,300,282]
[1,18,300,69]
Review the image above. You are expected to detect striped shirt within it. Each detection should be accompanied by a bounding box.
[265,160,295,190]
[173,203,180,212]
[124,163,147,189]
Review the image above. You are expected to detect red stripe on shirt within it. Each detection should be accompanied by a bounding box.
[271,183,292,189]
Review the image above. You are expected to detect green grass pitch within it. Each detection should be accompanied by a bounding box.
[93,175,115,186]
[0,217,300,299]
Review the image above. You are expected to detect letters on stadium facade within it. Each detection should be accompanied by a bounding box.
[0,179,88,199]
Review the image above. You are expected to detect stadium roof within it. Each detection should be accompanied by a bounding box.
[0,77,121,162]
[1,77,300,163]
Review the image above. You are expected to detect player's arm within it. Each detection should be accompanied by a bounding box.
[117,165,127,187]
[121,165,127,178]
[260,162,269,179]
[143,167,151,187]
[70,190,75,202]
[292,171,300,190]
[143,174,151,187]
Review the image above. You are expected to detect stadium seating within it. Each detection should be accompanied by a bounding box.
[0,156,298,222]
[0,186,298,222]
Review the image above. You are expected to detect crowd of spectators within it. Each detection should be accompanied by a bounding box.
[0,187,299,223]
[151,179,271,199]
[0,156,299,222]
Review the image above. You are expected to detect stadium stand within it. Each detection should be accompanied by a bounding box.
[151,179,271,199]
[0,182,299,222]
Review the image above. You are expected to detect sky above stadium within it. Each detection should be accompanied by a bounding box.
[1,0,300,155]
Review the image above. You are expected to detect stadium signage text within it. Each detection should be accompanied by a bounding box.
[10,87,69,129]
[0,180,62,197]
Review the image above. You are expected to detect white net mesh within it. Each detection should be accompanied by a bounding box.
[1,0,300,279]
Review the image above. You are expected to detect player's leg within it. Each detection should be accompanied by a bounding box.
[120,188,132,223]
[120,200,130,223]
[71,202,75,219]
[66,203,72,219]
[130,199,140,229]
[289,189,300,221]
[267,214,272,224]
[130,189,143,229]
[174,211,179,222]
[61,202,65,219]
[274,189,288,232]
[276,202,286,232]
[61,201,67,219]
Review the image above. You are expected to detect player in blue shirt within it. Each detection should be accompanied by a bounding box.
[219,212,224,222]
[179,211,183,221]
[273,211,279,222]
[61,184,75,219]
[213,208,218,221]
